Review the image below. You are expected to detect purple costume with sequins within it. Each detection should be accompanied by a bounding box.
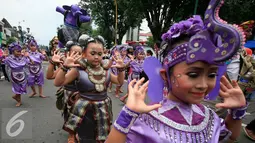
[4,55,29,94]
[27,52,46,86]
[127,99,231,143]
[111,56,130,75]
[112,0,246,142]
[128,59,144,83]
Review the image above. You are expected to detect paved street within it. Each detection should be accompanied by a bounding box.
[0,63,254,143]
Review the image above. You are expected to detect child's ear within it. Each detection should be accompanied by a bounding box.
[160,69,167,81]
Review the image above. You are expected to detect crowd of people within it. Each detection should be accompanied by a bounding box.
[0,0,255,142]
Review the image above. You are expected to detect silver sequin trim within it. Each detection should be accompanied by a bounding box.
[149,105,210,132]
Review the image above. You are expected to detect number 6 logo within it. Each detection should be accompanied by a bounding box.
[6,110,28,137]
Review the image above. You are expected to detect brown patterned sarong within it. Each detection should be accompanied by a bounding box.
[63,93,113,141]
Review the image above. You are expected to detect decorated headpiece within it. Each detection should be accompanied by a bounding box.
[8,42,22,53]
[134,46,145,56]
[110,45,120,57]
[29,39,38,48]
[143,0,246,103]
[119,45,128,52]
[162,13,245,70]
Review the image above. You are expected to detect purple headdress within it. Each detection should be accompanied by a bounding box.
[119,45,128,52]
[29,39,38,48]
[134,46,145,56]
[8,42,22,54]
[143,0,246,103]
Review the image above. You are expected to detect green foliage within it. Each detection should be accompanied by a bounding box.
[79,22,93,35]
[6,37,18,45]
[146,36,154,48]
[77,0,255,46]
[79,0,143,48]
[119,0,255,43]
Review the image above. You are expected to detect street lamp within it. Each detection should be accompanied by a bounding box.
[27,27,30,33]
[114,0,118,45]
[194,0,199,15]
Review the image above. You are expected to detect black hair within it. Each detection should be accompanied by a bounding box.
[65,42,82,52]
[83,36,105,51]
[146,50,153,56]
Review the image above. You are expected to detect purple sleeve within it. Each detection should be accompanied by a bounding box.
[39,53,46,60]
[24,57,30,64]
[3,56,9,65]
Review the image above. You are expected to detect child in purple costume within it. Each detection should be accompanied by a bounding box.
[4,43,31,107]
[120,46,145,102]
[106,0,248,142]
[27,40,47,98]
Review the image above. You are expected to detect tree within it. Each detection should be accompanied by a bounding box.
[146,36,154,47]
[127,0,255,43]
[6,37,18,45]
[79,22,93,35]
[126,0,199,43]
[79,0,143,48]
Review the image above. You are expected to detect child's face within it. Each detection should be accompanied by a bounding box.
[137,52,145,60]
[169,61,218,104]
[30,45,37,52]
[121,50,127,56]
[83,43,104,67]
[13,49,22,57]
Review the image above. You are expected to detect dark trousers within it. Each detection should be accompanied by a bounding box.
[76,107,97,143]
[1,64,9,81]
[246,119,255,132]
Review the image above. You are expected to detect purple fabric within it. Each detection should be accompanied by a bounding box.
[4,55,28,94]
[27,69,44,86]
[29,39,38,48]
[160,12,243,72]
[56,4,90,27]
[8,43,22,53]
[27,52,45,86]
[111,56,130,76]
[58,42,65,48]
[161,15,204,41]
[28,52,45,64]
[207,64,227,100]
[143,57,164,103]
[134,46,145,56]
[130,60,144,73]
[128,60,144,84]
[126,99,231,143]
[12,81,27,95]
[4,55,28,70]
[116,109,136,128]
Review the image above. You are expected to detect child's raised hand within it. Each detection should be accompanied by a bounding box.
[216,76,246,109]
[126,78,162,113]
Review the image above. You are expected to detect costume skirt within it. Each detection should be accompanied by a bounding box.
[63,93,113,142]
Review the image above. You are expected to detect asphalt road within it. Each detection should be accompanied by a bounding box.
[0,63,254,143]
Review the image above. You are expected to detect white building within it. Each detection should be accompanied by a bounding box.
[121,19,151,44]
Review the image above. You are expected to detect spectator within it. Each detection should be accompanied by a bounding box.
[0,45,10,82]
[146,49,153,57]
